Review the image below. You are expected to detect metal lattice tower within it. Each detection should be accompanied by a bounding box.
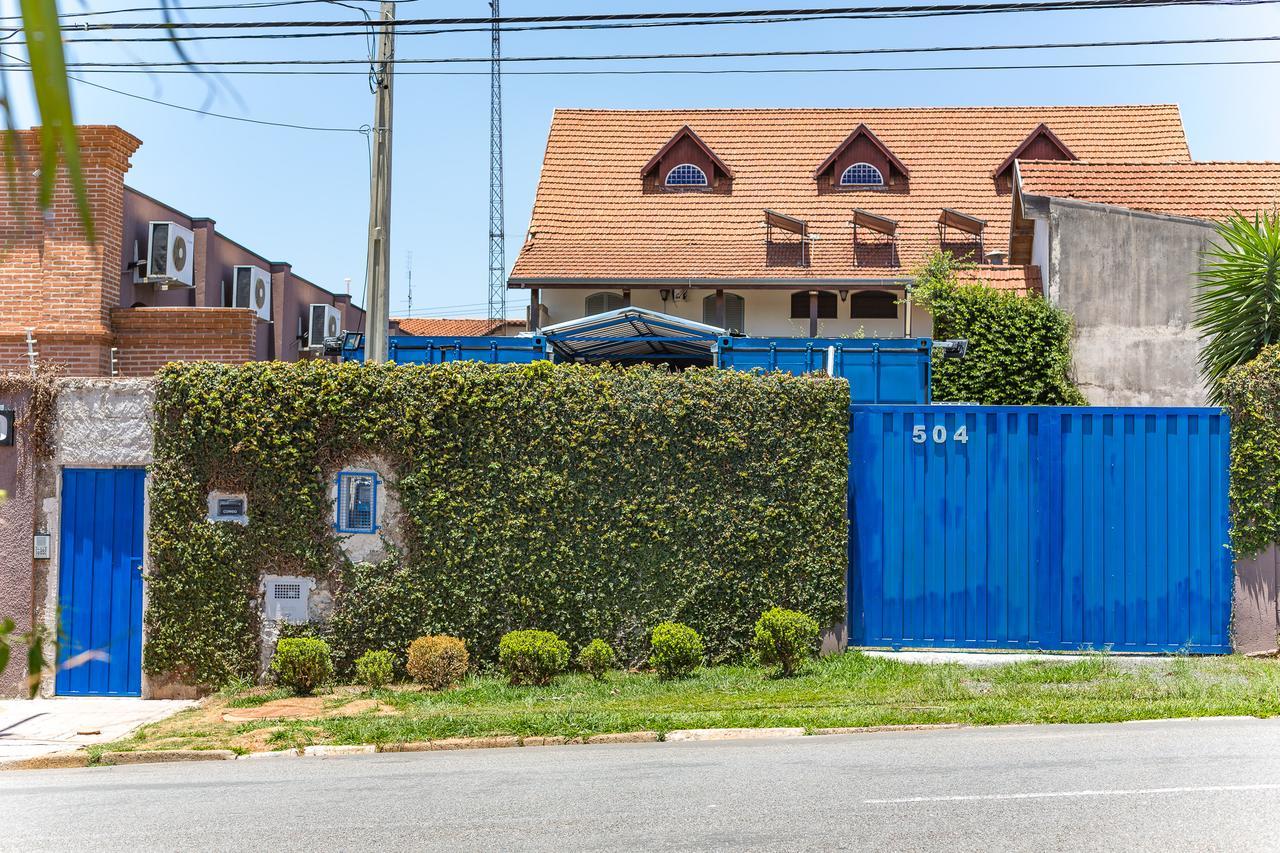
[487,0,507,329]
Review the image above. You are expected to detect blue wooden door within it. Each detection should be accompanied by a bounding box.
[56,468,146,696]
[848,406,1234,653]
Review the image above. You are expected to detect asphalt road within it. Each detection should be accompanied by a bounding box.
[6,717,1280,852]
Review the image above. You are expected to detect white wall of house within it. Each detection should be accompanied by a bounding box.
[536,287,933,339]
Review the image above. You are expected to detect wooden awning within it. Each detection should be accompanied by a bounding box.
[763,209,808,237]
[850,208,898,237]
[938,208,986,235]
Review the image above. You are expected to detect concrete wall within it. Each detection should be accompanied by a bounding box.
[1233,546,1280,655]
[537,287,933,339]
[1034,197,1214,406]
[0,389,35,697]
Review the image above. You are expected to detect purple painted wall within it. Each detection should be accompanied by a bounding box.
[0,389,34,697]
[120,187,364,361]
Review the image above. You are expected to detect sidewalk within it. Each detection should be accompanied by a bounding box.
[0,697,196,763]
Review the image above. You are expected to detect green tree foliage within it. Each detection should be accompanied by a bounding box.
[1220,344,1280,556]
[1193,211,1280,404]
[498,630,570,686]
[912,252,1085,405]
[145,361,849,686]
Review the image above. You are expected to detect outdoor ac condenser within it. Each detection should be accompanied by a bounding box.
[308,304,342,350]
[231,265,272,321]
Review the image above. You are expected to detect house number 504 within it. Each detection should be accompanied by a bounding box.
[912,424,969,444]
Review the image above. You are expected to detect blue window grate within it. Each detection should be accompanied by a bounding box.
[665,163,708,186]
[840,162,884,186]
[336,471,378,534]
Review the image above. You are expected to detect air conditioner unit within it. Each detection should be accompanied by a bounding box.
[143,221,195,288]
[308,304,342,350]
[232,265,272,321]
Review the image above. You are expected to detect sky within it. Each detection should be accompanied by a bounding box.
[5,0,1280,319]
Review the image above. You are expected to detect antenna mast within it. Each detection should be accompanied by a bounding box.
[406,250,413,316]
[487,0,507,332]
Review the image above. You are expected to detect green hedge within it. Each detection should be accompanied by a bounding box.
[145,361,849,686]
[1221,344,1280,556]
[913,253,1086,405]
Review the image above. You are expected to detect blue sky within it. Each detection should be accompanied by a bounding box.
[7,1,1280,318]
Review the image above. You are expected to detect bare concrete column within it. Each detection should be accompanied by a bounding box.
[1233,546,1280,654]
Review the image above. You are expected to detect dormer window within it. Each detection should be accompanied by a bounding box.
[641,125,733,192]
[993,123,1076,193]
[840,163,884,187]
[814,124,908,192]
[666,163,708,187]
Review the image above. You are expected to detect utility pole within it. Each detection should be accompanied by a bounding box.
[487,0,507,333]
[363,1,395,363]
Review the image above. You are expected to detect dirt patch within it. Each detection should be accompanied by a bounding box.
[223,697,394,722]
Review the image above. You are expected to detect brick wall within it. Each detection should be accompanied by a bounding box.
[111,307,258,375]
[0,126,141,375]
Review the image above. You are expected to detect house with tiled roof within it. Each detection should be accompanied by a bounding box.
[510,105,1190,340]
[1013,160,1280,404]
[392,317,526,337]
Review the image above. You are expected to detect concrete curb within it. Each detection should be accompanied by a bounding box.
[302,744,376,757]
[237,749,300,760]
[0,750,91,771]
[812,723,965,735]
[666,727,805,742]
[99,749,237,766]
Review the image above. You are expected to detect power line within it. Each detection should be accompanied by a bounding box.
[0,51,366,131]
[0,0,398,19]
[45,34,1280,68]
[55,0,1280,31]
[33,57,1280,76]
[47,1,1280,45]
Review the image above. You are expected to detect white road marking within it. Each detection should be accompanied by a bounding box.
[865,784,1280,804]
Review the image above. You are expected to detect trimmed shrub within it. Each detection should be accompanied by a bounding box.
[270,637,333,696]
[406,635,470,690]
[499,630,570,686]
[145,360,848,687]
[1222,344,1280,555]
[354,649,395,690]
[649,622,703,679]
[577,638,616,680]
[752,607,820,676]
[913,252,1085,405]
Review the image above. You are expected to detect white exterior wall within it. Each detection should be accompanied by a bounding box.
[536,287,932,339]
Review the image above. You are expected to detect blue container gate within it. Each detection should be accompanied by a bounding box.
[716,337,931,404]
[848,406,1233,653]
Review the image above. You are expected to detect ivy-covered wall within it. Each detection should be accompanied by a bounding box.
[1222,344,1280,557]
[145,361,849,687]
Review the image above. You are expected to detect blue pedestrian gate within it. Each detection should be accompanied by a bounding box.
[848,406,1233,653]
[56,468,146,696]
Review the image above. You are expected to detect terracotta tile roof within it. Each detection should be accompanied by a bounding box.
[958,264,1043,294]
[1016,160,1280,221]
[511,106,1190,286]
[392,317,526,336]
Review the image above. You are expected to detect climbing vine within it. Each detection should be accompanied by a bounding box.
[145,361,849,686]
[1221,344,1280,556]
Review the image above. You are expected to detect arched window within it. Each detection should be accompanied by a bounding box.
[585,292,625,315]
[789,291,838,319]
[850,290,898,319]
[840,162,884,187]
[665,163,708,187]
[701,293,745,334]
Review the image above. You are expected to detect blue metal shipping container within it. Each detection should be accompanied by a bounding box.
[848,405,1233,653]
[347,335,549,365]
[717,337,932,404]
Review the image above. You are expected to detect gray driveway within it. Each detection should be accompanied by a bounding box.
[0,698,195,764]
[5,716,1280,851]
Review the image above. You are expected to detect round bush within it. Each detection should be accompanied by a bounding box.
[270,637,333,696]
[577,638,616,680]
[752,607,820,676]
[498,630,570,686]
[648,622,703,680]
[354,649,396,690]
[406,635,470,690]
